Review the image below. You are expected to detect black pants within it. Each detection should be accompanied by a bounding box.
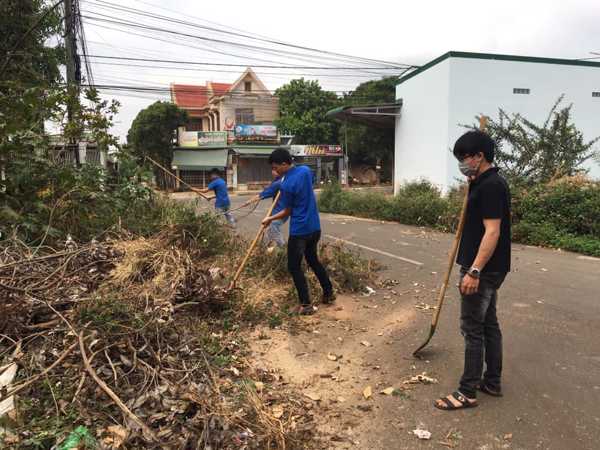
[287,231,333,305]
[459,269,507,398]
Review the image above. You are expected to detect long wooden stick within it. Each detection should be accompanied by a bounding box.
[228,192,281,290]
[413,187,469,356]
[413,117,489,356]
[145,155,210,200]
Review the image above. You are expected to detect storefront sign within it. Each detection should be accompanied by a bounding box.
[198,131,227,147]
[234,124,278,142]
[178,131,227,148]
[179,131,199,148]
[290,145,343,157]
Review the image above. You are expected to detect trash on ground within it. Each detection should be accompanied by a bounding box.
[404,372,439,385]
[412,428,432,440]
[363,286,376,296]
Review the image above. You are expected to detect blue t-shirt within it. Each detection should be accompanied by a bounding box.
[279,165,321,236]
[207,177,230,208]
[260,178,283,215]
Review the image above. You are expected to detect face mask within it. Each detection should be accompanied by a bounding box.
[458,157,481,178]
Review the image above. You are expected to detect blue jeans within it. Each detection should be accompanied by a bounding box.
[216,206,235,226]
[265,218,286,247]
[459,269,507,398]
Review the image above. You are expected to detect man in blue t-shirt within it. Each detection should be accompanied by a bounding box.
[262,148,334,315]
[200,169,235,227]
[242,170,287,248]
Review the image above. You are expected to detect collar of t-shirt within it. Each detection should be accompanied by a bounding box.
[471,166,499,186]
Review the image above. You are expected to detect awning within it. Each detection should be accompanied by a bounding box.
[326,101,402,129]
[172,149,228,170]
[232,146,284,156]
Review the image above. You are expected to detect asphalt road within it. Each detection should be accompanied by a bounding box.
[184,192,600,449]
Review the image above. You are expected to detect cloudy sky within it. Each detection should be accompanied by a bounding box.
[79,0,600,141]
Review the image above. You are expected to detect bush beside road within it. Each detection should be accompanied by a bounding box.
[319,177,600,257]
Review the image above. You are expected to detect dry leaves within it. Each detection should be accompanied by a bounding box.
[362,386,372,399]
[380,387,395,396]
[304,392,321,402]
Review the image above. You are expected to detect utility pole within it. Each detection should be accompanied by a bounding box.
[64,0,81,165]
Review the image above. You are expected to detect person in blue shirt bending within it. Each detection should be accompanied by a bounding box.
[242,169,286,249]
[200,168,235,227]
[262,148,335,315]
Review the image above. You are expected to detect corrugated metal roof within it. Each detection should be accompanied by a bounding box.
[172,149,228,170]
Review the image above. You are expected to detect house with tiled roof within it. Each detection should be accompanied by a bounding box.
[170,68,278,133]
[169,68,282,190]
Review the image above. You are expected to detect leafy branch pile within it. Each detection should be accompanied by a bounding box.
[0,217,326,449]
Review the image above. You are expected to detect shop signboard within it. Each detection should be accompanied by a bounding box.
[179,131,199,148]
[290,145,343,157]
[234,124,278,142]
[198,131,227,147]
[178,131,227,148]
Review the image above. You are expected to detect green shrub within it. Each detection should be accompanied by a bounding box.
[513,176,600,237]
[319,179,600,257]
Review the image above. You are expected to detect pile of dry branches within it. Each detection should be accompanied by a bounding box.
[0,228,317,449]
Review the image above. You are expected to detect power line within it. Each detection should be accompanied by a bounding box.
[83,55,408,71]
[82,16,346,70]
[85,0,411,69]
[89,61,393,79]
[80,13,415,72]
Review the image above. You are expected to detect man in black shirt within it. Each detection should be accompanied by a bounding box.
[435,130,511,411]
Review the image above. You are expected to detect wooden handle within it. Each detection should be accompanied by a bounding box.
[228,191,282,289]
[429,186,469,328]
[145,155,210,200]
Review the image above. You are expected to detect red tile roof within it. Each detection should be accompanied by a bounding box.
[171,84,210,108]
[208,82,232,96]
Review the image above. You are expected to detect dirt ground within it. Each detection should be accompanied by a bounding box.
[186,194,600,450]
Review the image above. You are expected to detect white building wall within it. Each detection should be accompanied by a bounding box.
[395,54,600,193]
[446,57,600,188]
[394,59,451,194]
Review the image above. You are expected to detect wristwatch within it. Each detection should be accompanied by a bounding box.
[467,267,481,279]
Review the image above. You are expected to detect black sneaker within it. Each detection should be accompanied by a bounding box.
[322,291,337,304]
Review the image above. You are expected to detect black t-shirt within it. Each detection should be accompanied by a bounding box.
[457,167,511,273]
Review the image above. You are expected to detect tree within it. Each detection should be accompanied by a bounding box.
[341,77,399,178]
[275,79,340,144]
[472,96,600,185]
[1,1,125,243]
[127,101,188,189]
[1,0,64,156]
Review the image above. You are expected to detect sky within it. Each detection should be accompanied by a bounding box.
[79,0,600,142]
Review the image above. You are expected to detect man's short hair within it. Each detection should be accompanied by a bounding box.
[268,147,292,165]
[209,168,221,177]
[453,130,495,163]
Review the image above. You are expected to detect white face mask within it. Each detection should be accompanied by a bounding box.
[458,156,482,178]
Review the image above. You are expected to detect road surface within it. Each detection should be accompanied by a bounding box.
[183,192,600,449]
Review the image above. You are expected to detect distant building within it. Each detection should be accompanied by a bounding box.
[170,68,347,190]
[394,51,600,193]
[48,135,107,167]
[170,67,279,133]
